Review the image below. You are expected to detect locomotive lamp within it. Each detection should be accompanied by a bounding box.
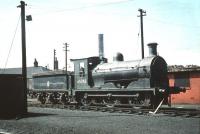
[26,15,32,21]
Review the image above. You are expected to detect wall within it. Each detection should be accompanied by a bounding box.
[168,71,200,104]
[0,74,25,119]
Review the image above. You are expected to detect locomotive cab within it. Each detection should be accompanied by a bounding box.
[71,57,106,89]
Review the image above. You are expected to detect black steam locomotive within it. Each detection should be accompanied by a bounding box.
[30,35,185,108]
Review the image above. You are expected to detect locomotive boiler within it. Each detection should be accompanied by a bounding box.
[92,44,168,90]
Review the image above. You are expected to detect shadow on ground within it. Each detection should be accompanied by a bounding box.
[24,112,57,118]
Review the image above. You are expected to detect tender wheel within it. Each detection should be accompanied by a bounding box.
[37,94,46,104]
[60,93,69,104]
[48,93,59,104]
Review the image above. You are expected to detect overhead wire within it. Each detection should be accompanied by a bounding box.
[135,19,141,59]
[28,0,135,15]
[27,0,199,31]
[3,13,20,73]
[145,16,200,30]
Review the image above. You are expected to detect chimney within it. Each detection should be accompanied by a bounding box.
[54,57,59,70]
[53,49,59,70]
[98,34,104,62]
[147,42,158,56]
[34,58,38,67]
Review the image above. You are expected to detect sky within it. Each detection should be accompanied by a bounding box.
[0,0,199,70]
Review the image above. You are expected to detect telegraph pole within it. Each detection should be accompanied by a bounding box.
[138,8,146,59]
[63,43,69,72]
[53,49,56,70]
[17,1,27,113]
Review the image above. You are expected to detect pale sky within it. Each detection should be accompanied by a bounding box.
[0,0,199,70]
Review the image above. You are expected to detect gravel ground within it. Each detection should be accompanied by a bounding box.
[0,107,199,134]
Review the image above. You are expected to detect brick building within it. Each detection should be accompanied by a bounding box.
[168,65,200,104]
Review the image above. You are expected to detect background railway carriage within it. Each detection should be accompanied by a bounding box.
[31,70,74,104]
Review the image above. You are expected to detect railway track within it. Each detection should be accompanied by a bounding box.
[79,105,200,118]
[28,100,200,118]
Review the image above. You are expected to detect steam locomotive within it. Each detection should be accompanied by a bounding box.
[30,35,185,108]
